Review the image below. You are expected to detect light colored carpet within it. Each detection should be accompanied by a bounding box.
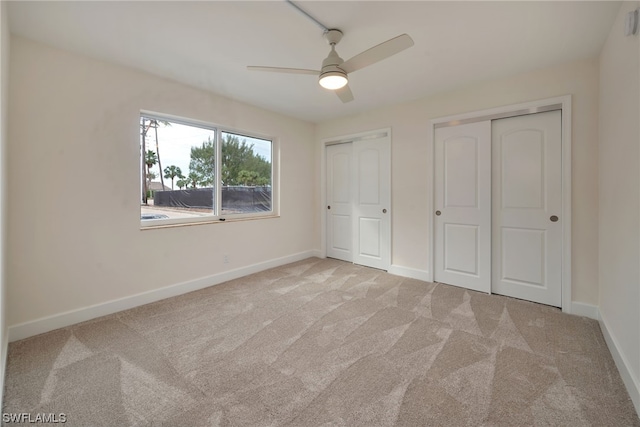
[3,257,639,426]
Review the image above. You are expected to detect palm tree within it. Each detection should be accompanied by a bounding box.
[163,165,183,190]
[188,172,199,189]
[141,118,172,203]
[140,118,153,204]
[145,150,158,194]
[151,120,165,190]
[176,178,188,190]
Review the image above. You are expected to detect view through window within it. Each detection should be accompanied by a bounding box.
[140,115,273,224]
[221,131,272,214]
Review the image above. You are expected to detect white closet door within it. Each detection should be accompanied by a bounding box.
[492,110,562,306]
[352,137,391,270]
[326,143,353,262]
[434,121,492,293]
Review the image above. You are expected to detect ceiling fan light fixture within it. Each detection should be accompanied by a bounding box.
[319,71,348,90]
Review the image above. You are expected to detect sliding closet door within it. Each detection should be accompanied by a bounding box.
[434,121,492,293]
[352,136,391,270]
[325,132,391,270]
[491,110,562,306]
[326,143,353,262]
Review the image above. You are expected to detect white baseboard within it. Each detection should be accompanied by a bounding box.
[8,250,319,342]
[569,301,599,320]
[599,311,640,415]
[387,264,431,282]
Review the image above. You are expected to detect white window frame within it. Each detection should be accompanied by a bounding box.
[140,111,279,229]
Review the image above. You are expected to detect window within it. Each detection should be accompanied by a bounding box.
[140,113,275,227]
[220,131,272,214]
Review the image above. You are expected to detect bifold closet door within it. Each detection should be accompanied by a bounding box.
[434,121,492,293]
[491,110,562,307]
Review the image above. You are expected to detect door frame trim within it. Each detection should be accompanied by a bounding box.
[427,95,572,313]
[321,128,392,269]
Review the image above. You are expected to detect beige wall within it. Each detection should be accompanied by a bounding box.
[598,0,640,397]
[0,0,9,403]
[7,36,316,326]
[316,58,600,306]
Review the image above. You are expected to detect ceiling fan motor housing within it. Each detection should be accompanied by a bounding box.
[319,34,348,85]
[321,53,347,76]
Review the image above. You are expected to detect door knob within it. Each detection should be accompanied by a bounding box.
[382,209,387,214]
[435,210,441,216]
[327,205,331,210]
[550,215,558,222]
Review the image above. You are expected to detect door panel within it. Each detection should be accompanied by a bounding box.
[492,110,562,306]
[359,218,381,257]
[332,215,352,252]
[501,130,545,209]
[445,138,478,207]
[501,228,545,286]
[332,153,351,203]
[358,149,381,204]
[444,224,478,275]
[352,137,391,270]
[326,144,353,262]
[434,121,492,293]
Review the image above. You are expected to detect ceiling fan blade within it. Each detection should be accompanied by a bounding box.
[335,84,354,103]
[247,66,319,75]
[341,34,414,74]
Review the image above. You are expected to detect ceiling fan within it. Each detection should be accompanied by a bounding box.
[247,28,414,103]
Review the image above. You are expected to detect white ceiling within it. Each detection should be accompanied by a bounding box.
[8,1,620,123]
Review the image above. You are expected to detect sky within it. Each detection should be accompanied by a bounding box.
[141,118,272,188]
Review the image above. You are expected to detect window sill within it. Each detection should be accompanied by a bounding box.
[140,214,280,231]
